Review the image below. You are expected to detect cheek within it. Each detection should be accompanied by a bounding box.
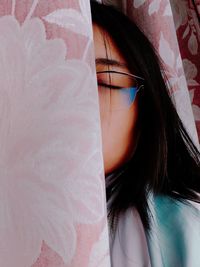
[99,104,138,175]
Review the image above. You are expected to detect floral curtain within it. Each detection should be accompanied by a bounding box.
[103,0,200,147]
[0,0,110,266]
[0,0,199,266]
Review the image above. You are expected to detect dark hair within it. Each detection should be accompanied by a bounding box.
[90,0,200,230]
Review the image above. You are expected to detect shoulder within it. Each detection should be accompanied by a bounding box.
[108,194,200,267]
[146,194,200,267]
[148,194,200,230]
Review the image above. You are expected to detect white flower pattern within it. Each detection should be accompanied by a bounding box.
[0,14,104,267]
[133,0,146,8]
[132,0,199,141]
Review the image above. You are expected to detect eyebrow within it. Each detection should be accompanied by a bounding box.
[95,58,128,68]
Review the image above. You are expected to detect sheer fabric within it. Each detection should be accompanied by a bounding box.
[0,0,110,266]
[0,0,199,266]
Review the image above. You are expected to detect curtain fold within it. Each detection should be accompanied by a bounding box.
[0,0,110,266]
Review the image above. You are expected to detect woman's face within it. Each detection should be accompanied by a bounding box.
[93,24,139,175]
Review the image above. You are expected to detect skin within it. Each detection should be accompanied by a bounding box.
[93,24,139,175]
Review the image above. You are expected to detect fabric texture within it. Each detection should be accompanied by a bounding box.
[147,194,200,267]
[0,0,110,266]
[109,194,200,267]
[103,0,200,146]
[109,208,151,267]
[0,0,199,266]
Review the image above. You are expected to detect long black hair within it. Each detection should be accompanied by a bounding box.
[90,0,200,230]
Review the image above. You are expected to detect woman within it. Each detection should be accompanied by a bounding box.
[91,1,200,267]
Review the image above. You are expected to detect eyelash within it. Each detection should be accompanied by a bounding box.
[97,81,122,90]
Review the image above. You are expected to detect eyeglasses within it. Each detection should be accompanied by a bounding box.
[96,70,144,111]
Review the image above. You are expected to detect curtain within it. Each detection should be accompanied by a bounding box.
[0,0,199,267]
[0,0,110,266]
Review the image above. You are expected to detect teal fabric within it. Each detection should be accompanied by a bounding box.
[146,195,200,267]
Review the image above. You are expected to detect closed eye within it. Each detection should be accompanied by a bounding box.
[97,82,122,90]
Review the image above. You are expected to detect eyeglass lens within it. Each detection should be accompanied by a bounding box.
[97,71,140,111]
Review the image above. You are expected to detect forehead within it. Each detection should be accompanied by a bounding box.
[92,24,129,71]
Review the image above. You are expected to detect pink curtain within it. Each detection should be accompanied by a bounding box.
[0,0,199,266]
[0,0,110,266]
[103,0,200,147]
[170,0,200,142]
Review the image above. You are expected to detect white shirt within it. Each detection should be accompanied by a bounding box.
[109,207,151,267]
